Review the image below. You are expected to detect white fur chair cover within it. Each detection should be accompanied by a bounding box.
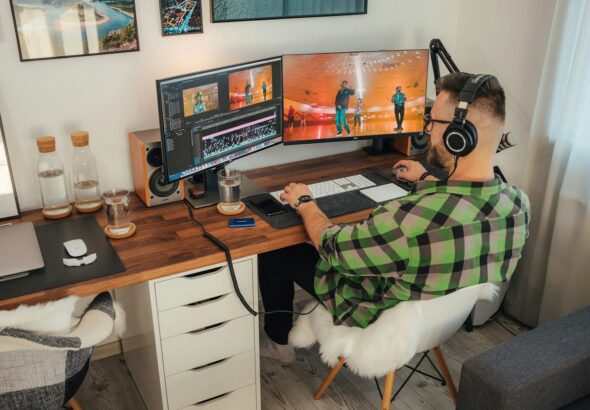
[289,283,498,379]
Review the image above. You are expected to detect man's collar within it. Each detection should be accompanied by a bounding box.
[410,176,503,196]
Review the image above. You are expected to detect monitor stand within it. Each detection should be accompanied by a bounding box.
[184,166,264,209]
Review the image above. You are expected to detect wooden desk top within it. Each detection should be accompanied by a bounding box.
[0,150,410,309]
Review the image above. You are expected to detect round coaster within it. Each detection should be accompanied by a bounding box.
[75,201,103,213]
[104,223,137,239]
[42,205,73,220]
[217,201,245,216]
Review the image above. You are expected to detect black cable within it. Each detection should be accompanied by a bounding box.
[445,156,459,180]
[184,202,320,317]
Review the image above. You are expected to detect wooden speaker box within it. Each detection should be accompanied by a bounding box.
[392,133,429,157]
[129,129,184,207]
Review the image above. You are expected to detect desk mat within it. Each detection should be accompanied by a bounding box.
[245,171,401,229]
[0,216,126,302]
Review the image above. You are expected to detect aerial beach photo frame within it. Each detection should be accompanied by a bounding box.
[211,0,368,23]
[9,0,140,62]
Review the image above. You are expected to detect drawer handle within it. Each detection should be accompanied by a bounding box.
[186,293,228,308]
[187,320,228,335]
[190,356,229,372]
[184,265,227,279]
[193,391,233,407]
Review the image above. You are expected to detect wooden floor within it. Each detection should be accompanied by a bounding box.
[76,313,527,410]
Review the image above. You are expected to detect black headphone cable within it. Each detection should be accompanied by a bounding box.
[184,202,320,317]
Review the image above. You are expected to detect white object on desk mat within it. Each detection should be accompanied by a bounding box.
[360,183,408,203]
[270,174,376,204]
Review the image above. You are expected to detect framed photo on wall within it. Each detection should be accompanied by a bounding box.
[211,0,368,23]
[9,0,139,62]
[160,0,203,36]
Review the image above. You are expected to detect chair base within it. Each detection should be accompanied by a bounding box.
[315,346,458,408]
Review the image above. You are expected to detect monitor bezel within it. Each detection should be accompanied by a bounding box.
[157,56,284,184]
[281,48,429,146]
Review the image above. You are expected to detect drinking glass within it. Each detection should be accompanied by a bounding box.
[217,169,241,210]
[103,189,131,234]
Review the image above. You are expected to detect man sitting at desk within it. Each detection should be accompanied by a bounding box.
[258,72,530,363]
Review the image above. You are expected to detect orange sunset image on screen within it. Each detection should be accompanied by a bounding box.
[182,83,219,117]
[228,64,273,111]
[283,50,428,142]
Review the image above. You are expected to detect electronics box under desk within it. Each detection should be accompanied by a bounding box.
[116,255,260,410]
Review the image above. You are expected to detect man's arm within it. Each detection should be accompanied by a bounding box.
[280,183,331,249]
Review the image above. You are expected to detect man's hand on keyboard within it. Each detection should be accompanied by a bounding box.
[280,183,313,209]
[392,160,428,182]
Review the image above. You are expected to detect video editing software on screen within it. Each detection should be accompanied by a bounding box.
[158,57,283,182]
[282,50,428,144]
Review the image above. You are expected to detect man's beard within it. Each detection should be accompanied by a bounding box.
[427,140,451,170]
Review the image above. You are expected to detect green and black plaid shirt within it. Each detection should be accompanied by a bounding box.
[315,177,530,328]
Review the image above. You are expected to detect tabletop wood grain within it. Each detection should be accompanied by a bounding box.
[0,150,415,309]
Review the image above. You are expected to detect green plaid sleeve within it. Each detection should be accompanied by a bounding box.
[318,206,409,278]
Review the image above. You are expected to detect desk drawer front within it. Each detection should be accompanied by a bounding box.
[162,315,254,376]
[167,351,255,410]
[180,384,256,410]
[158,289,254,339]
[155,260,253,311]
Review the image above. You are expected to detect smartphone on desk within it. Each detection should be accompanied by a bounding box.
[250,196,286,217]
[229,218,256,228]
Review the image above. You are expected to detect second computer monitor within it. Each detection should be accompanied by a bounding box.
[282,49,429,144]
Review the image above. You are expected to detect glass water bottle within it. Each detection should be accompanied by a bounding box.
[36,136,72,218]
[70,131,102,212]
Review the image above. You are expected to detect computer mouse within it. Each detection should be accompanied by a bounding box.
[392,166,408,176]
[63,239,87,258]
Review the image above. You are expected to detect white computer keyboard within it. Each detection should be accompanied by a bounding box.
[270,174,376,204]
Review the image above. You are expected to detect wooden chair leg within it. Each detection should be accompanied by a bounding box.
[67,397,82,410]
[381,371,396,410]
[433,346,458,405]
[314,356,346,400]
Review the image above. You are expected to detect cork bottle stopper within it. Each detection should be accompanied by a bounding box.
[71,131,89,147]
[36,136,56,153]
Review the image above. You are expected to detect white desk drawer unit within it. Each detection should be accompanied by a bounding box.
[118,256,261,410]
[166,350,256,410]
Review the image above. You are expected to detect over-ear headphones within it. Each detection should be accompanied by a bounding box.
[443,74,496,157]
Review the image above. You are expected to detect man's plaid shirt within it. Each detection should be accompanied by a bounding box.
[315,177,530,328]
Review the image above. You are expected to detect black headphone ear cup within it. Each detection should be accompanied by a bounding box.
[443,123,468,156]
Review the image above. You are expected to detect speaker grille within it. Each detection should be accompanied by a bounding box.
[149,168,179,198]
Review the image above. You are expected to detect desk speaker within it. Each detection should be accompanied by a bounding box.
[129,130,184,207]
[392,132,429,157]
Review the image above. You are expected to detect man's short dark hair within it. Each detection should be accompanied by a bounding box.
[436,72,505,121]
[341,80,347,85]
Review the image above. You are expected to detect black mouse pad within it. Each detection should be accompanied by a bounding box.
[0,216,126,302]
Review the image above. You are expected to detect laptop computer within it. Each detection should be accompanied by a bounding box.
[0,222,44,281]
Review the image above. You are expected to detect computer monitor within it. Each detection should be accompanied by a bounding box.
[157,57,283,184]
[282,49,429,144]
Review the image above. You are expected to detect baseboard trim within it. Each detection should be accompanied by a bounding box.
[92,340,122,361]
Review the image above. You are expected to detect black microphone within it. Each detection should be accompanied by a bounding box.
[497,132,516,153]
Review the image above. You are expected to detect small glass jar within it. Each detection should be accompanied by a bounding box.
[36,136,72,219]
[103,189,132,235]
[71,131,102,212]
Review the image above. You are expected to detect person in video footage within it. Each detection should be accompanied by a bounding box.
[245,83,252,105]
[257,72,530,363]
[262,81,267,101]
[193,92,206,114]
[287,105,295,130]
[334,80,355,136]
[392,85,406,131]
[354,97,363,127]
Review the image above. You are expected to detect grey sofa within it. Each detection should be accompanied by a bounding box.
[457,306,590,410]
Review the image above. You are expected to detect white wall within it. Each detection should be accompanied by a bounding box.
[0,0,552,211]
